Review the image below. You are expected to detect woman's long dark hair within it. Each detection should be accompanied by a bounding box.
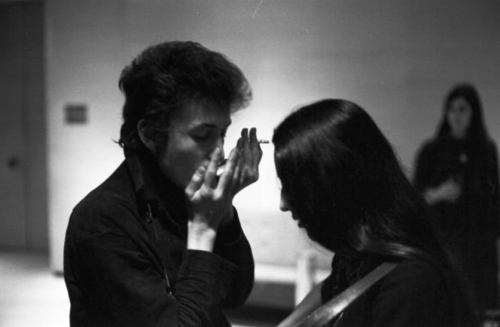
[273,99,477,324]
[273,99,437,258]
[437,83,489,144]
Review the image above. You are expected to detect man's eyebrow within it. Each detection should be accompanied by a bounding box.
[191,120,232,130]
[193,123,217,129]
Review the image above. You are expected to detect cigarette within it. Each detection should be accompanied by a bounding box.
[258,139,270,144]
[217,159,227,176]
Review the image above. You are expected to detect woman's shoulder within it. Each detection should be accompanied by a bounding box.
[372,258,451,317]
[358,257,474,327]
[371,255,461,312]
[405,256,447,276]
[381,257,445,292]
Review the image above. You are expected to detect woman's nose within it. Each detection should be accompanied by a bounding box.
[279,194,290,212]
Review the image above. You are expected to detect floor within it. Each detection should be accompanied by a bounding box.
[3,250,500,326]
[0,250,290,327]
[0,250,69,327]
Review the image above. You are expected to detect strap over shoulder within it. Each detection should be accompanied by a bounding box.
[293,262,398,327]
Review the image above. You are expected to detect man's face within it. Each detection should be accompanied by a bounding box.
[158,101,231,189]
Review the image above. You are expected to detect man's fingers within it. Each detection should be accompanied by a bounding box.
[249,127,263,164]
[236,136,244,151]
[241,128,251,161]
[249,127,258,147]
[232,155,243,189]
[218,147,240,194]
[185,165,207,199]
[241,128,249,142]
[204,148,222,188]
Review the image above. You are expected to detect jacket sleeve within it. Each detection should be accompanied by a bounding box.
[213,207,255,308]
[488,141,500,236]
[65,202,237,327]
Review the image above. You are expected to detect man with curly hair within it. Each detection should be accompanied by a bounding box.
[64,41,263,327]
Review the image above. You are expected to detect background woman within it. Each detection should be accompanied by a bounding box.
[273,99,476,327]
[414,83,500,316]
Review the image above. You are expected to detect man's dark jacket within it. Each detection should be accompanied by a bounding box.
[64,151,255,327]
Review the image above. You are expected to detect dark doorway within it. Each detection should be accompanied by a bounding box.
[0,1,47,250]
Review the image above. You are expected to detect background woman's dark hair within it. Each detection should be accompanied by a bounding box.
[437,83,489,143]
[118,41,252,153]
[273,99,440,259]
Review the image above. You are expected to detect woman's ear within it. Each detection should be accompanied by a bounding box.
[137,119,156,153]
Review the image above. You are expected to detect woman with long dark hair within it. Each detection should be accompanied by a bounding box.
[274,99,477,327]
[414,83,500,318]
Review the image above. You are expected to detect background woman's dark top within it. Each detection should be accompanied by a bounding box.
[414,136,500,310]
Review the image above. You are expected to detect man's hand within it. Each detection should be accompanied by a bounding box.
[184,127,263,251]
[232,127,264,197]
[185,147,242,252]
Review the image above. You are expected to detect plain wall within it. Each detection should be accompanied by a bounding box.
[46,0,500,272]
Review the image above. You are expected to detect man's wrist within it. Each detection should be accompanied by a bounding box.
[216,207,242,245]
[187,221,217,252]
[219,207,235,227]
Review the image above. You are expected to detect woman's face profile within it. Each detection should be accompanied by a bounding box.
[279,187,290,212]
[278,183,308,228]
[447,96,472,139]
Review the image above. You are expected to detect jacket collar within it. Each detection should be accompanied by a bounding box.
[124,149,188,223]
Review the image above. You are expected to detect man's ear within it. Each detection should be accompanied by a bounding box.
[137,119,156,153]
